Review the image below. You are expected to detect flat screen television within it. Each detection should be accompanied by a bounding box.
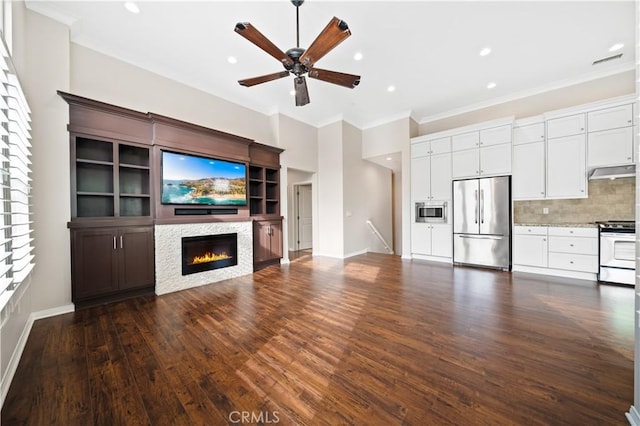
[161,150,247,206]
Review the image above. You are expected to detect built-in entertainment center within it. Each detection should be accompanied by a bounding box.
[59,91,283,308]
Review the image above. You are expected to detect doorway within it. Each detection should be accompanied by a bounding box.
[294,183,313,251]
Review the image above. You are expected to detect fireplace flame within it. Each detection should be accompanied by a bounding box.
[190,251,232,265]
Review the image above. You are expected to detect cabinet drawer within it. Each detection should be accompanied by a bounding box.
[514,226,548,236]
[513,122,545,145]
[547,227,597,238]
[452,131,479,151]
[430,137,451,154]
[547,113,585,139]
[411,141,430,158]
[548,236,597,255]
[548,253,598,273]
[480,124,512,147]
[587,104,633,132]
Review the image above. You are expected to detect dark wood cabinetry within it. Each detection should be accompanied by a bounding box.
[71,226,154,305]
[253,219,283,270]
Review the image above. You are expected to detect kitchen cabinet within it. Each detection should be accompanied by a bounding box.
[452,143,511,178]
[513,141,545,200]
[587,127,634,167]
[547,227,598,273]
[479,124,512,146]
[411,137,451,201]
[546,134,586,198]
[411,223,452,258]
[513,226,548,268]
[547,113,585,139]
[513,122,545,145]
[587,104,633,132]
[254,219,283,270]
[452,132,479,151]
[71,226,154,303]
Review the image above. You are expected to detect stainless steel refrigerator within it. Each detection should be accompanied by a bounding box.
[453,176,511,270]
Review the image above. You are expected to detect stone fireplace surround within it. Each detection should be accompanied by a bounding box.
[154,221,253,295]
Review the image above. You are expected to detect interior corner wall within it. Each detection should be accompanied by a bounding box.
[70,43,277,146]
[362,117,408,159]
[17,7,71,313]
[316,121,344,258]
[342,122,392,257]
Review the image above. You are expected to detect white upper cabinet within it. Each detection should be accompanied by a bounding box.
[547,113,585,139]
[479,124,512,147]
[411,156,430,201]
[452,148,479,178]
[479,143,512,176]
[430,153,452,200]
[587,127,634,167]
[587,104,633,132]
[513,122,545,145]
[411,141,430,158]
[546,134,586,198]
[452,131,480,151]
[513,141,545,200]
[429,137,451,155]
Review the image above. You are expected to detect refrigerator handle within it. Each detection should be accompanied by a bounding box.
[474,189,478,224]
[480,189,485,224]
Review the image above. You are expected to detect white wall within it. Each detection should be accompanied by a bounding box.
[71,44,276,146]
[342,122,392,257]
[316,121,344,258]
[362,117,407,159]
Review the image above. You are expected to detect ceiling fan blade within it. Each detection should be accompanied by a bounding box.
[235,22,294,67]
[308,68,360,88]
[299,17,351,68]
[238,71,290,87]
[294,76,310,106]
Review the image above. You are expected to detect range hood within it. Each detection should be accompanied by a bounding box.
[589,164,636,180]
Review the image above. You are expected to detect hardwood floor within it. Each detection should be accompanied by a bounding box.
[2,253,634,425]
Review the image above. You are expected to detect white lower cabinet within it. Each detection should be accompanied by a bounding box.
[411,223,452,259]
[513,227,548,267]
[513,226,598,278]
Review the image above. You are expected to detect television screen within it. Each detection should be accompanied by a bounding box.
[161,151,247,206]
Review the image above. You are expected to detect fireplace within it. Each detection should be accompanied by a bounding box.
[182,233,238,275]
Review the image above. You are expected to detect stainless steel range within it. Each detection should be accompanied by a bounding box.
[597,221,635,285]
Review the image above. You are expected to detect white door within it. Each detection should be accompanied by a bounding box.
[547,134,586,198]
[513,142,545,199]
[296,184,313,250]
[429,153,452,200]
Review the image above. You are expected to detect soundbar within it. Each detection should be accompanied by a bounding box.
[174,208,238,216]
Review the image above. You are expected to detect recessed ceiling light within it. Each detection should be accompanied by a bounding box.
[609,43,624,52]
[227,56,238,64]
[487,82,497,89]
[386,157,392,161]
[479,47,492,57]
[387,85,396,92]
[124,1,140,14]
[290,90,296,96]
[354,52,363,61]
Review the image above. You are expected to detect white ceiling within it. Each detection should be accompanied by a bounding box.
[26,1,635,129]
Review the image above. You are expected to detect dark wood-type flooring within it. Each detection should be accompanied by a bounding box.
[2,253,634,425]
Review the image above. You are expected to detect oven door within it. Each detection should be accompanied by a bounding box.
[600,232,636,269]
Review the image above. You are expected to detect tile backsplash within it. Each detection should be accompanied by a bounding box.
[514,178,635,224]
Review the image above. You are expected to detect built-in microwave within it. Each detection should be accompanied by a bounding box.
[415,201,447,223]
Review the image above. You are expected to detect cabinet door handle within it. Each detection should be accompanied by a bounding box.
[120,235,123,249]
[113,236,117,250]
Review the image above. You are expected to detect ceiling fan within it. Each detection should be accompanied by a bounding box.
[234,0,360,106]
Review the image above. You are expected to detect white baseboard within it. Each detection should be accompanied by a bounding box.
[512,265,597,282]
[411,254,453,264]
[627,405,640,425]
[1,315,34,407]
[344,249,367,259]
[31,304,75,320]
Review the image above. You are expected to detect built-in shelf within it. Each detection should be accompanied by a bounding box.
[248,165,279,216]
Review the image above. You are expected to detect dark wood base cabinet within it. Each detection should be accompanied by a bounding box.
[253,219,283,271]
[71,226,155,308]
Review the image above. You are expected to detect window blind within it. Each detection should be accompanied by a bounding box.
[0,39,33,311]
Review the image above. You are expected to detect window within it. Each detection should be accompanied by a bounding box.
[0,39,33,310]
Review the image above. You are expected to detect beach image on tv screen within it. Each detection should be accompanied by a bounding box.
[161,151,247,205]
